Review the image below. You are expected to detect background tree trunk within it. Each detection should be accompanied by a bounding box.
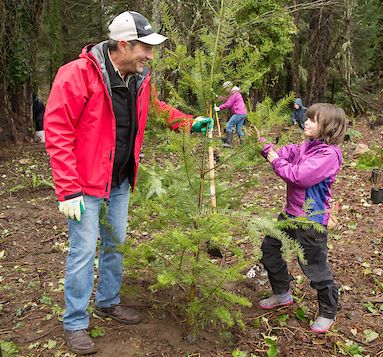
[290,0,301,97]
[305,7,333,105]
[0,0,18,143]
[0,0,45,144]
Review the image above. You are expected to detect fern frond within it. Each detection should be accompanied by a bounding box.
[160,1,181,44]
[0,341,20,357]
[302,198,315,213]
[137,164,167,199]
[247,215,306,264]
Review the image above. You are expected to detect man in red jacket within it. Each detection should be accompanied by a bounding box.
[44,11,213,355]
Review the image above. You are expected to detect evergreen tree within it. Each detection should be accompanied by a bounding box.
[122,102,309,337]
[154,0,296,111]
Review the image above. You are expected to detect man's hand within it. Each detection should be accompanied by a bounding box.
[213,105,220,112]
[58,196,85,221]
[191,116,214,134]
[267,149,279,163]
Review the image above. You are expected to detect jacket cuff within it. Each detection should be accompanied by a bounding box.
[63,192,83,201]
[261,143,275,159]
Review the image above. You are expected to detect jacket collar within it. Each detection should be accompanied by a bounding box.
[81,42,149,95]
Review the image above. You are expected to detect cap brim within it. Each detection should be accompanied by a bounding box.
[137,33,167,45]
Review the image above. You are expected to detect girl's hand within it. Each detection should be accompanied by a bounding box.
[267,149,279,163]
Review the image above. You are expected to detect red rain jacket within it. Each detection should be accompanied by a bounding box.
[45,43,193,201]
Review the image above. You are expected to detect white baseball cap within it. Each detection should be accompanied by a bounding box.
[108,11,167,46]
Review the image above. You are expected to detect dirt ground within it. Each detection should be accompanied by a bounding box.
[0,119,382,357]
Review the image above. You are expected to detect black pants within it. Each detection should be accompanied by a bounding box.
[260,218,338,319]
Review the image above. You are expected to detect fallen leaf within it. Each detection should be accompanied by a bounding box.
[364,329,379,343]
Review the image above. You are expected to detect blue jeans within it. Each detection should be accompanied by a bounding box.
[63,179,130,331]
[226,114,246,137]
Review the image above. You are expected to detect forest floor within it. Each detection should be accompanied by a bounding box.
[0,119,383,357]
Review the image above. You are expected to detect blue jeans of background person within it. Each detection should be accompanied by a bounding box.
[63,179,130,331]
[226,114,246,137]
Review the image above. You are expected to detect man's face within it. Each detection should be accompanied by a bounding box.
[121,41,154,74]
[294,103,300,110]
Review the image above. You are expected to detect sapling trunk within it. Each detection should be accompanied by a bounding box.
[187,109,217,338]
[208,105,217,213]
[186,280,197,339]
[213,102,222,137]
[208,140,217,212]
[197,134,208,210]
[189,106,220,338]
[186,237,200,340]
[187,128,208,339]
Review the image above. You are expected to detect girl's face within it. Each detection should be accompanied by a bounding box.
[304,117,320,139]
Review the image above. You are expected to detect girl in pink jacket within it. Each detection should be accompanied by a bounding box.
[215,82,247,147]
[259,103,347,333]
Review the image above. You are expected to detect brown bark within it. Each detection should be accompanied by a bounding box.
[305,7,333,105]
[61,2,71,66]
[338,2,364,115]
[0,77,19,144]
[0,0,18,143]
[290,0,301,97]
[9,84,33,142]
[304,4,344,106]
[0,0,44,145]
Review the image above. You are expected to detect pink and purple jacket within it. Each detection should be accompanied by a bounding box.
[219,92,247,115]
[261,139,343,225]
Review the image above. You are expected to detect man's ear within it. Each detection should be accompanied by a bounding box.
[118,40,129,52]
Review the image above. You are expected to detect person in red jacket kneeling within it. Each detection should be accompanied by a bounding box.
[44,11,212,355]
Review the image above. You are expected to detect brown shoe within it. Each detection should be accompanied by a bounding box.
[64,329,98,355]
[95,305,141,325]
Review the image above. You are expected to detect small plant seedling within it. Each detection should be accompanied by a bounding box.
[276,313,289,326]
[252,318,261,328]
[9,173,54,192]
[364,301,378,314]
[90,326,105,338]
[295,307,308,322]
[336,339,364,356]
[262,334,278,357]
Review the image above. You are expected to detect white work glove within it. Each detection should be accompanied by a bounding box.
[214,105,220,112]
[58,196,85,222]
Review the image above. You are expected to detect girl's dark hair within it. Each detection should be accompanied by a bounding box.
[306,103,348,145]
